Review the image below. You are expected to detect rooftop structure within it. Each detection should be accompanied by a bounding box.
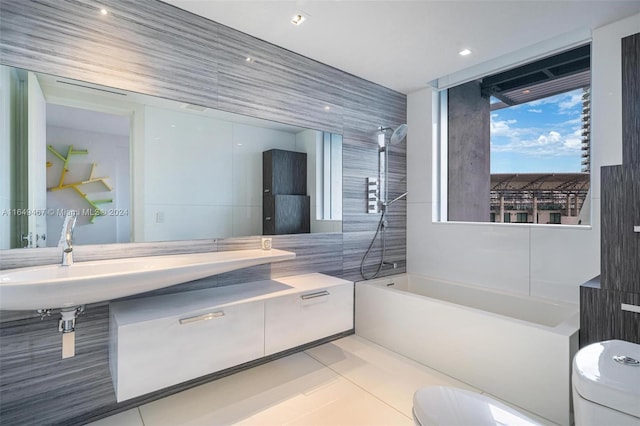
[490,173,590,224]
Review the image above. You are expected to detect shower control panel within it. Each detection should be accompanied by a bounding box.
[367,177,379,214]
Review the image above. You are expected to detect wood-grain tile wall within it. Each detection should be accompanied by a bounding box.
[580,32,640,348]
[0,0,406,423]
[622,32,640,165]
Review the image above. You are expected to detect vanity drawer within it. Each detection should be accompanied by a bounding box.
[113,300,264,401]
[264,282,353,355]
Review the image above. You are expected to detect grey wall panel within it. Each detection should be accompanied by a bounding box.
[601,165,640,293]
[216,24,345,133]
[0,0,406,423]
[580,278,640,347]
[583,34,640,348]
[0,239,218,270]
[0,0,220,108]
[622,33,640,165]
[0,304,114,426]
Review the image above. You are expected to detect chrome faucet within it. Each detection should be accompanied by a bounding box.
[59,212,77,266]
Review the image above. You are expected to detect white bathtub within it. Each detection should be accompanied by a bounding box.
[355,274,579,426]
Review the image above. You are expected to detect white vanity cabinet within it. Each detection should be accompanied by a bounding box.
[264,274,354,355]
[110,273,353,402]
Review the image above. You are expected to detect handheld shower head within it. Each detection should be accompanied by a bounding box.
[390,124,408,145]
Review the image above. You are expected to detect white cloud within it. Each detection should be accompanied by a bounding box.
[563,128,583,149]
[490,117,518,137]
[491,129,582,157]
[558,93,583,111]
[525,89,584,114]
[490,99,584,159]
[528,109,542,113]
[560,117,582,126]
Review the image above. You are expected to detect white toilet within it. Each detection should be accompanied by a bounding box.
[412,386,541,426]
[572,339,640,425]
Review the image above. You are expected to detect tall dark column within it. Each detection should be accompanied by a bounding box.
[447,81,490,222]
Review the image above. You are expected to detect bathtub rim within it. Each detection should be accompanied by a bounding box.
[356,273,579,337]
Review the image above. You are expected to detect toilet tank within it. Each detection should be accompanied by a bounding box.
[572,340,640,425]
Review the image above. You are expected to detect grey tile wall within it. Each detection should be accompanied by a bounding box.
[580,278,640,346]
[580,32,640,348]
[622,33,640,165]
[601,165,640,293]
[0,0,406,424]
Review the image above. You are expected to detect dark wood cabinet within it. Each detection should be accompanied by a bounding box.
[263,195,310,235]
[263,149,310,235]
[601,166,640,293]
[263,149,308,195]
[580,32,640,347]
[580,278,640,346]
[622,33,640,165]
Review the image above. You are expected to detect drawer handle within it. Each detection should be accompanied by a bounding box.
[301,291,330,300]
[179,311,225,325]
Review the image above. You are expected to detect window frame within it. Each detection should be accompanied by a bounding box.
[432,47,593,229]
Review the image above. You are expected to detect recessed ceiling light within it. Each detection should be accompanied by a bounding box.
[100,8,108,15]
[291,14,306,25]
[459,49,472,56]
[522,89,531,94]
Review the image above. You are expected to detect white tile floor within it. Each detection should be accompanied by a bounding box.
[89,335,555,426]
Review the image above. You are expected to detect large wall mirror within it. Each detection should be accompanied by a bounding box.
[0,65,343,249]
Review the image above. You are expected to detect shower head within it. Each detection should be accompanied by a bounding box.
[390,124,408,145]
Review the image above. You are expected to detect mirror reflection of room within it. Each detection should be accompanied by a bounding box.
[0,66,343,248]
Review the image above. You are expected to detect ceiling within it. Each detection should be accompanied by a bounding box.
[163,1,640,94]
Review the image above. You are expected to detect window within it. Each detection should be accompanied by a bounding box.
[437,44,591,226]
[317,132,342,220]
[549,212,562,224]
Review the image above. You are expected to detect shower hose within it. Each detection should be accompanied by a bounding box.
[360,210,387,280]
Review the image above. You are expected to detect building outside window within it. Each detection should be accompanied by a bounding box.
[439,44,591,226]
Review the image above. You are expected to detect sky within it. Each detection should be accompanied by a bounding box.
[490,88,585,173]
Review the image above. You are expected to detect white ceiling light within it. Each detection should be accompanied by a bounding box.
[100,8,108,15]
[459,49,472,56]
[291,14,306,26]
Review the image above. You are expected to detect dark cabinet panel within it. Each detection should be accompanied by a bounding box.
[263,149,310,234]
[601,165,640,293]
[582,32,640,347]
[263,195,310,235]
[263,149,307,196]
[580,279,640,347]
[622,33,640,165]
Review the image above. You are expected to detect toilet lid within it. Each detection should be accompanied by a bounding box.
[573,340,640,418]
[413,386,541,426]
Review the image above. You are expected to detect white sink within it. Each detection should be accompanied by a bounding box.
[0,249,295,310]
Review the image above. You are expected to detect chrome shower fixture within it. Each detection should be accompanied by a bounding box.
[371,124,408,214]
[361,124,408,280]
[377,123,408,147]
